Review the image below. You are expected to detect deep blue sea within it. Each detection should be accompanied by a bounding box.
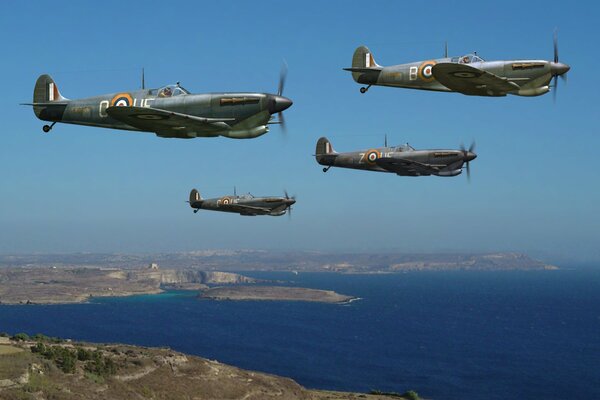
[1,270,599,399]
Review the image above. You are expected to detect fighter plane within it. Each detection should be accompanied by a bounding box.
[188,188,296,216]
[344,34,569,98]
[315,137,477,179]
[23,68,292,139]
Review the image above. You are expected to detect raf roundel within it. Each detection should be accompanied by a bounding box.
[451,71,481,79]
[110,93,133,107]
[219,196,232,206]
[364,149,381,164]
[134,114,168,120]
[418,60,437,82]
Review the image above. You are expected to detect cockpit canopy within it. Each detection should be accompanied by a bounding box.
[451,54,485,64]
[149,84,190,98]
[239,193,254,200]
[395,143,415,152]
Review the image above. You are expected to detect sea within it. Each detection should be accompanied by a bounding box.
[1,269,599,400]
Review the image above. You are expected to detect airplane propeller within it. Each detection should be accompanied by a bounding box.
[551,30,569,103]
[284,189,296,219]
[277,62,288,134]
[460,141,476,182]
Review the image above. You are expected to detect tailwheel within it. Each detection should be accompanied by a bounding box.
[42,122,56,133]
[359,85,371,94]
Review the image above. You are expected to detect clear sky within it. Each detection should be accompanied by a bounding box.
[0,0,598,263]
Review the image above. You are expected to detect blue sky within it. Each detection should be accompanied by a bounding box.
[0,1,598,262]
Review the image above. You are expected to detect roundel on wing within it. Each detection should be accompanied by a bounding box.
[451,71,479,79]
[418,60,437,82]
[364,149,381,165]
[110,93,133,107]
[134,114,168,120]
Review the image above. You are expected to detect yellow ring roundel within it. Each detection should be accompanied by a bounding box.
[219,196,232,206]
[110,93,133,107]
[418,60,437,82]
[364,149,381,164]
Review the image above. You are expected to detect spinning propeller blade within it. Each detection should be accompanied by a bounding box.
[460,141,476,182]
[284,189,296,219]
[277,62,289,135]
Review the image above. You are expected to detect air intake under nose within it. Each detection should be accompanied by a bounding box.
[268,95,293,114]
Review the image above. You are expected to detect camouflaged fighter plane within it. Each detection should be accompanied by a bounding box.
[315,137,477,179]
[188,188,296,217]
[23,68,292,139]
[344,34,569,98]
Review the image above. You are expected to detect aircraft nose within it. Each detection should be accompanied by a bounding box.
[551,62,570,76]
[268,95,293,114]
[287,198,296,206]
[466,152,477,162]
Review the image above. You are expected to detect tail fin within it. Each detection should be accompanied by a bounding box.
[33,74,68,104]
[352,45,381,70]
[189,189,202,206]
[315,137,337,165]
[30,74,69,120]
[344,46,383,83]
[316,137,336,156]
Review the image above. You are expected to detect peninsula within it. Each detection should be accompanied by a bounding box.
[200,286,356,304]
[0,334,417,400]
[0,266,257,305]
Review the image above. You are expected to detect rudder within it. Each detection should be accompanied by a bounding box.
[315,137,337,165]
[32,74,69,120]
[350,45,381,82]
[33,74,67,104]
[189,189,202,206]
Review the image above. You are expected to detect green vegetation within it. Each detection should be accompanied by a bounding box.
[31,333,64,343]
[369,389,420,399]
[31,342,76,373]
[401,391,420,400]
[11,333,30,342]
[30,341,117,377]
[83,350,117,377]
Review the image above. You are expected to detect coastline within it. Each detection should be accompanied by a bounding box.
[199,285,357,304]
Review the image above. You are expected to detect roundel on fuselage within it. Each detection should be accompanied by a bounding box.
[110,93,133,107]
[364,149,381,165]
[418,60,437,82]
[218,196,232,206]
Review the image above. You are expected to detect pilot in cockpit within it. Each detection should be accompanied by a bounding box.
[159,87,173,98]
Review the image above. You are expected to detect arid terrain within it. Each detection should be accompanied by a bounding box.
[200,286,356,303]
[0,251,557,305]
[0,266,256,305]
[0,251,558,272]
[0,336,413,400]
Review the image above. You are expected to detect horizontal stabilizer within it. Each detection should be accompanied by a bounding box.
[343,67,383,73]
[21,101,70,106]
